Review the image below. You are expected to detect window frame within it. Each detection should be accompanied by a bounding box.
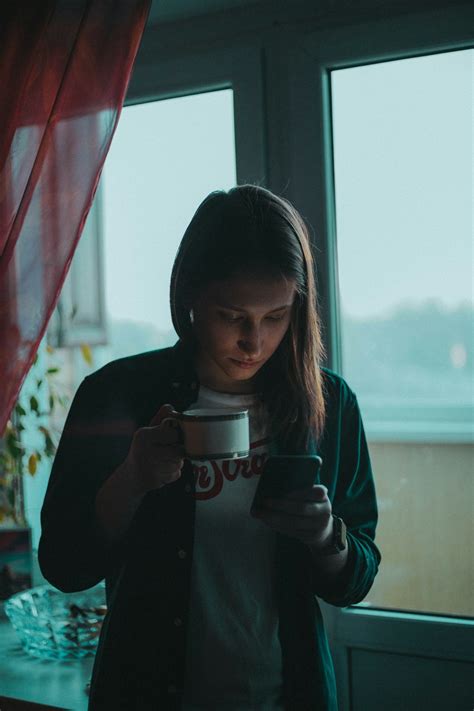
[48,42,266,353]
[285,6,474,442]
[47,184,107,348]
[126,43,267,186]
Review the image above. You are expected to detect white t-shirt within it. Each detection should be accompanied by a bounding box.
[182,385,284,710]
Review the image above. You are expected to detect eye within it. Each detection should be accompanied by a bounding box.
[219,311,243,323]
[266,314,285,322]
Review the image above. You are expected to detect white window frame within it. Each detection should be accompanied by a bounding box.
[47,184,107,348]
[126,43,266,186]
[284,8,474,445]
[48,42,267,349]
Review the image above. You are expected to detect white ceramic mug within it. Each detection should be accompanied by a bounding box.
[160,407,250,460]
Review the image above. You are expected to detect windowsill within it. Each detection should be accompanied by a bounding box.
[0,618,93,710]
[365,423,473,444]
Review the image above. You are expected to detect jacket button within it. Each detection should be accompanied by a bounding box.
[174,617,183,627]
[178,549,187,559]
[184,484,192,494]
[168,684,177,694]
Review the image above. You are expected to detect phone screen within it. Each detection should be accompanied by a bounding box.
[251,454,323,511]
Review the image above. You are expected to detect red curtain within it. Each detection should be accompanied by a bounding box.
[0,0,150,434]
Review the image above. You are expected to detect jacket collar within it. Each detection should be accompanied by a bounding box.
[165,340,200,409]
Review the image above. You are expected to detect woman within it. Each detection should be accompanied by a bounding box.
[39,185,380,710]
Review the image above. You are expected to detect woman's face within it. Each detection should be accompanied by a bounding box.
[191,272,297,393]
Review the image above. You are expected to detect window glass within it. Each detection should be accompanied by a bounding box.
[97,89,237,369]
[55,89,237,389]
[331,49,473,616]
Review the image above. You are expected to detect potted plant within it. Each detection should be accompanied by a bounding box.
[0,343,93,601]
[0,346,69,527]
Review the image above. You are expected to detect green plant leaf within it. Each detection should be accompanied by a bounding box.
[36,379,43,389]
[80,344,93,365]
[44,433,56,458]
[47,367,59,375]
[28,454,38,475]
[14,404,27,417]
[30,395,40,414]
[40,428,55,458]
[49,395,55,412]
[6,433,24,457]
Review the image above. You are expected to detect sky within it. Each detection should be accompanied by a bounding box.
[331,48,472,319]
[99,49,472,330]
[100,90,236,333]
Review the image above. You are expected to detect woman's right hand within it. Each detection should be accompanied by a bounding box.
[123,404,186,497]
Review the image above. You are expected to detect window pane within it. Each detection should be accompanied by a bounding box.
[331,50,473,617]
[97,89,237,366]
[60,89,236,388]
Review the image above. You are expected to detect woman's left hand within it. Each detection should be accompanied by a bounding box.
[251,485,334,549]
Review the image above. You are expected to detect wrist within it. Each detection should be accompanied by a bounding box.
[116,458,146,503]
[309,515,347,556]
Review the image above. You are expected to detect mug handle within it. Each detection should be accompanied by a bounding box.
[158,411,184,443]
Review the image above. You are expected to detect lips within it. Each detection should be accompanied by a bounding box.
[230,358,261,369]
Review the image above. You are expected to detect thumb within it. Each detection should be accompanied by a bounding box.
[313,484,329,501]
[149,404,178,428]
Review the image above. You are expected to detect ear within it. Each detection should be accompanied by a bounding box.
[181,285,196,312]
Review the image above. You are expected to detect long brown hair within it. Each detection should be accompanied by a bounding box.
[170,184,326,448]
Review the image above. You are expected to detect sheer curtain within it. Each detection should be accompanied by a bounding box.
[0,0,150,434]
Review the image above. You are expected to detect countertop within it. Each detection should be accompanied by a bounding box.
[0,619,94,711]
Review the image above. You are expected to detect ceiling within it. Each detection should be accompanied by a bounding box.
[147,0,265,25]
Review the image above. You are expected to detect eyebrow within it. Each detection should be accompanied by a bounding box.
[217,303,293,313]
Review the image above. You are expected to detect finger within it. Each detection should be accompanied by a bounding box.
[153,444,186,458]
[158,469,183,487]
[253,508,328,532]
[149,404,177,427]
[252,509,326,538]
[261,498,331,518]
[159,459,184,472]
[139,425,183,449]
[283,485,329,502]
[153,426,182,446]
[163,469,182,483]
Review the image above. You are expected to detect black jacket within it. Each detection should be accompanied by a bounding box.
[38,340,380,710]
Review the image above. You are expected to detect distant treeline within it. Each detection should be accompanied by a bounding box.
[341,302,472,401]
[106,302,473,404]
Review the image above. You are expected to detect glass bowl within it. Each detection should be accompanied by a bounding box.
[4,582,106,660]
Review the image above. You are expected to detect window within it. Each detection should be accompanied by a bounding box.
[332,49,473,616]
[23,89,237,554]
[64,88,237,388]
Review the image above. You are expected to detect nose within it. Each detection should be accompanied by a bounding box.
[237,323,262,358]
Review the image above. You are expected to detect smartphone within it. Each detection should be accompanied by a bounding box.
[251,454,323,511]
